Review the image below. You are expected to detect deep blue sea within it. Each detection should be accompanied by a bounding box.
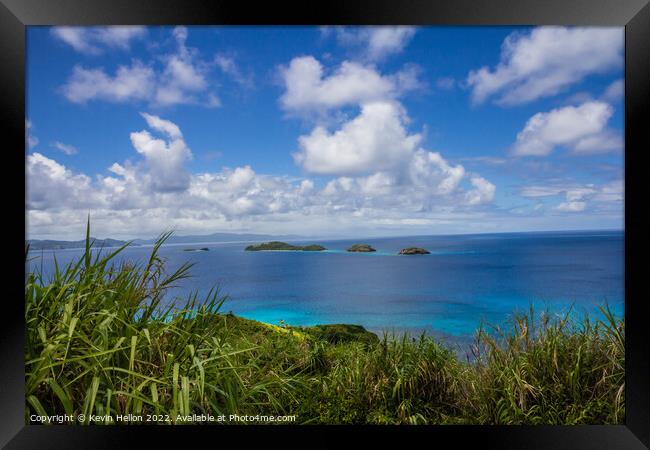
[27,230,624,349]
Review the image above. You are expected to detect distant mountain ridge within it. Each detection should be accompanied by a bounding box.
[27,238,133,251]
[133,232,302,245]
[27,232,304,250]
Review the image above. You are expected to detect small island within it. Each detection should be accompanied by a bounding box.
[347,244,376,252]
[184,247,210,252]
[245,241,326,251]
[398,247,431,255]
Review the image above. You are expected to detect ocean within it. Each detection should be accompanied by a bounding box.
[27,230,624,349]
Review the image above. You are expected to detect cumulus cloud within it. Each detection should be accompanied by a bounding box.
[153,27,214,107]
[408,150,466,196]
[283,48,496,211]
[26,111,497,239]
[51,26,146,54]
[465,177,497,205]
[279,56,420,115]
[26,153,99,210]
[293,99,495,211]
[129,113,193,192]
[512,101,622,156]
[467,27,623,106]
[295,101,421,175]
[140,112,182,139]
[61,62,156,104]
[60,27,220,108]
[317,155,490,213]
[324,26,417,62]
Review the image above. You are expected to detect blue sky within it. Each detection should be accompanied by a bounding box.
[26,26,624,240]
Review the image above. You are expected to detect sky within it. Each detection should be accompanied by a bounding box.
[26,26,625,240]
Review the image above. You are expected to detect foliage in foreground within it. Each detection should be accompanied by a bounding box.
[25,228,624,425]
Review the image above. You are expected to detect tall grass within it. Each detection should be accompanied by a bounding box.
[25,224,624,425]
[25,222,306,424]
[466,305,625,424]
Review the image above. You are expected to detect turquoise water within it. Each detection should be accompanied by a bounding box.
[28,230,624,347]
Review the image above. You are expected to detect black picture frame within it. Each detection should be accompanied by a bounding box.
[3,0,648,448]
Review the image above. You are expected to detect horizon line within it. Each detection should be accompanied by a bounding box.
[26,227,625,243]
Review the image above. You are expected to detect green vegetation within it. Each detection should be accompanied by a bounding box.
[296,324,379,346]
[25,226,624,425]
[245,241,326,251]
[346,244,376,252]
[399,247,431,255]
[300,244,328,251]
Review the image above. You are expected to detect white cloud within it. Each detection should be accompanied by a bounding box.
[321,26,416,61]
[594,180,624,202]
[214,54,254,88]
[26,112,498,239]
[467,27,623,106]
[129,113,193,192]
[357,172,395,196]
[60,27,219,108]
[324,26,416,62]
[565,187,597,202]
[295,101,421,175]
[561,91,594,106]
[93,27,147,50]
[364,27,416,61]
[26,153,99,210]
[571,131,623,154]
[556,201,586,212]
[520,186,565,197]
[520,180,623,214]
[279,56,419,115]
[602,78,624,102]
[51,141,78,155]
[512,101,622,156]
[408,150,465,196]
[319,160,490,214]
[154,27,213,107]
[62,62,155,104]
[465,176,496,205]
[51,26,146,54]
[521,184,601,200]
[293,100,494,213]
[459,156,507,166]
[140,112,182,139]
[25,120,39,149]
